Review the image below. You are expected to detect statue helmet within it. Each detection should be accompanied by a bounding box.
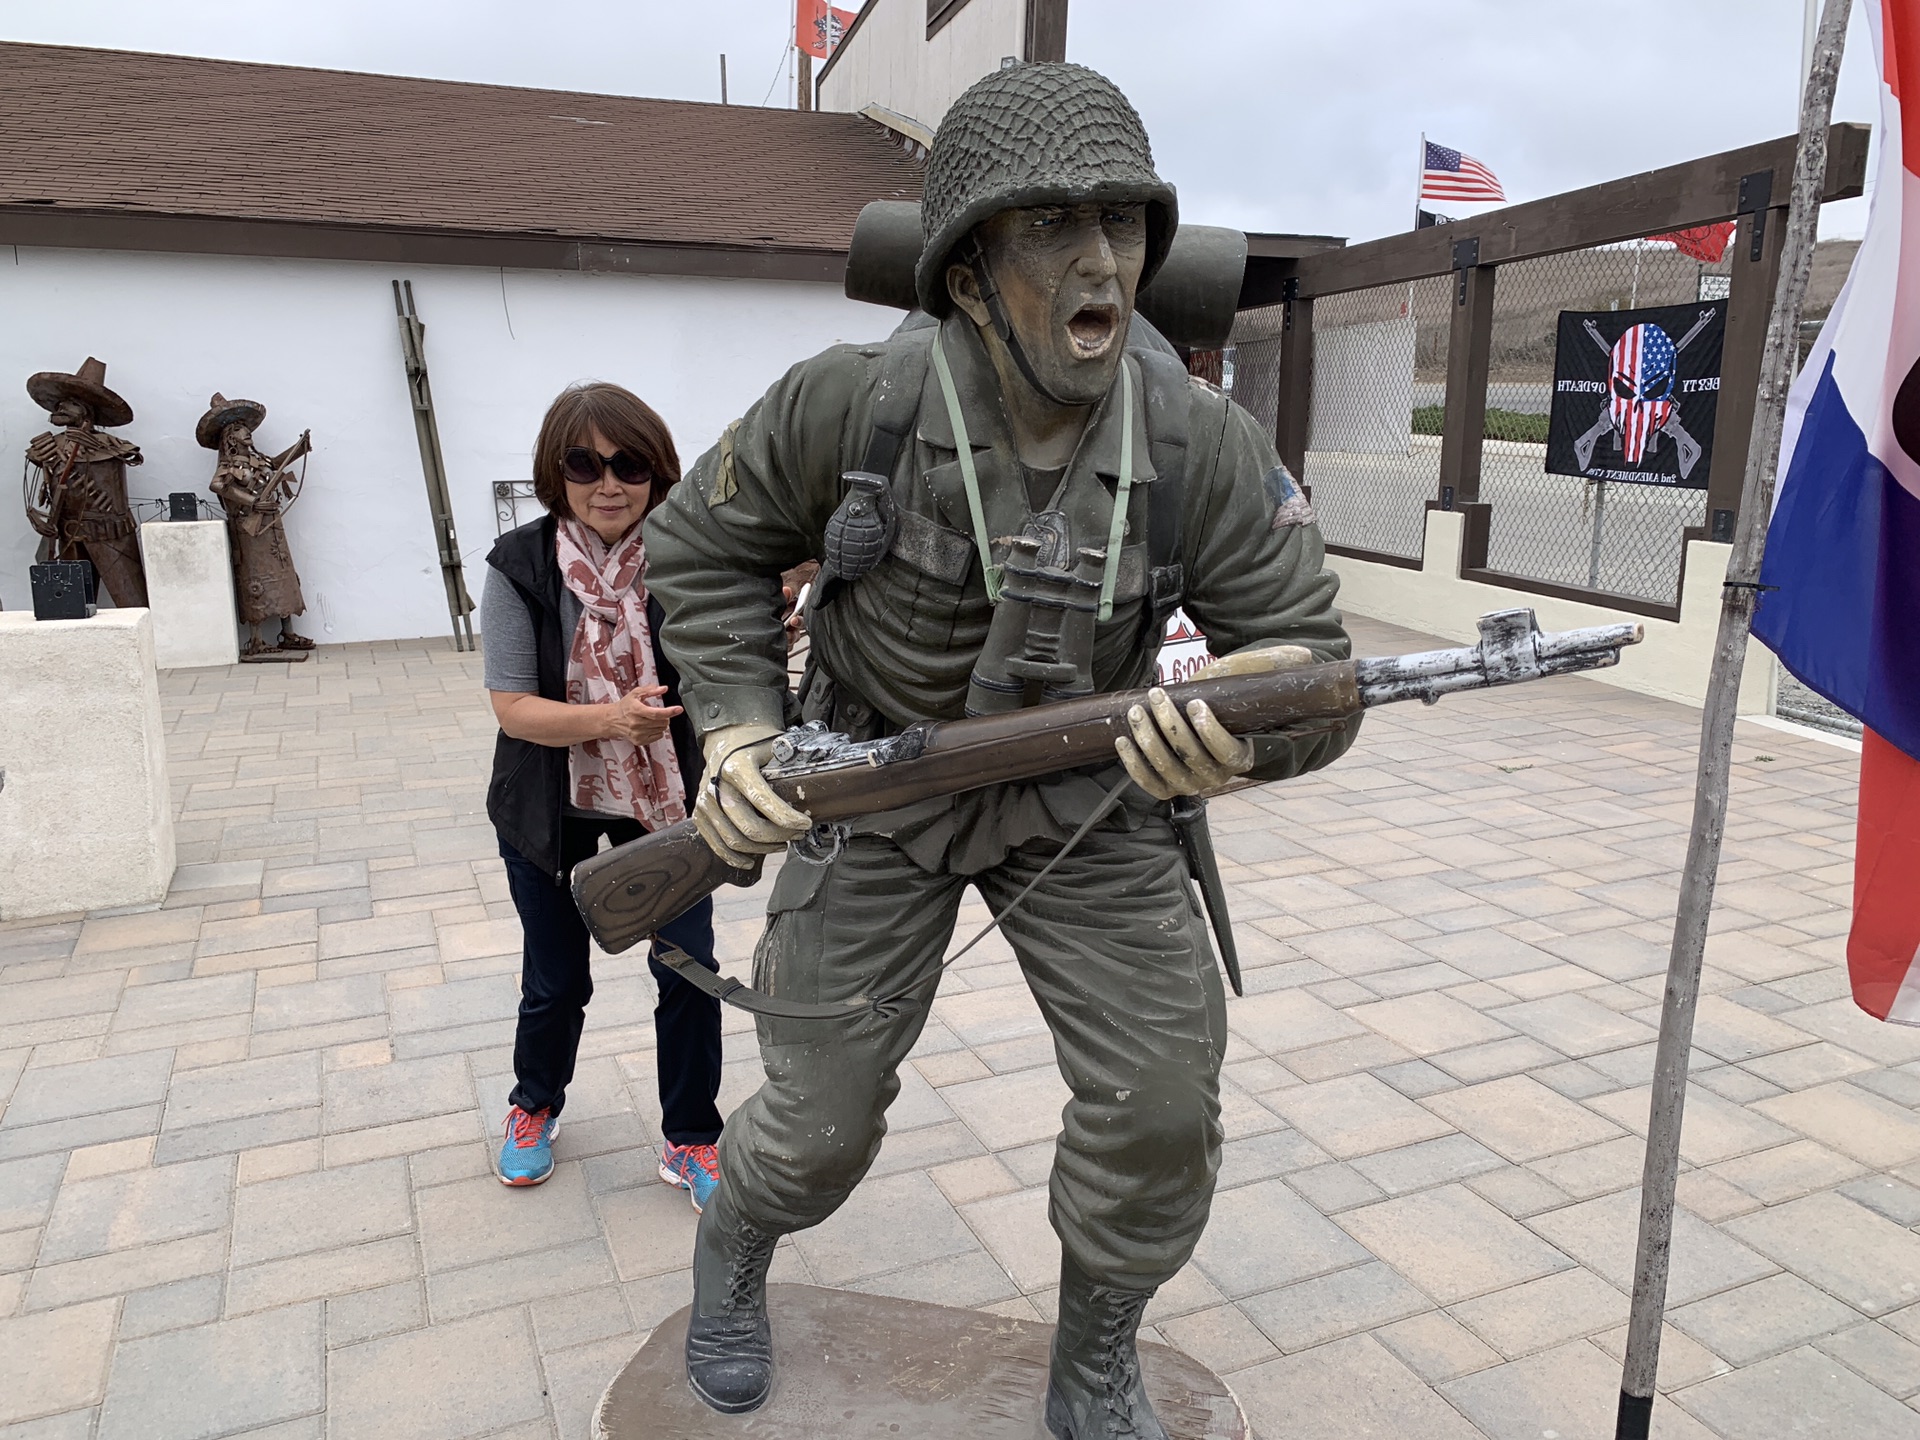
[913,62,1178,317]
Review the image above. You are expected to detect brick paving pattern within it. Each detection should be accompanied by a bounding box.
[1,615,1912,1439]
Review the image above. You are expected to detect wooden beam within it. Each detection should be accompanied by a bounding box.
[1274,294,1314,477]
[1704,207,1788,537]
[1438,259,1497,506]
[1292,124,1868,300]
[1025,0,1069,62]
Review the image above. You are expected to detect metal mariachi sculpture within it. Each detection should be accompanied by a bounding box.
[200,394,313,660]
[22,357,149,608]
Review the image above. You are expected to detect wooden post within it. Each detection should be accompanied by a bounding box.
[798,51,813,111]
[1614,2,1848,1436]
[1275,292,1314,478]
[1704,204,1789,540]
[1438,254,1496,508]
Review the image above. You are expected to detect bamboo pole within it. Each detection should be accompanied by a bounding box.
[1614,3,1851,1436]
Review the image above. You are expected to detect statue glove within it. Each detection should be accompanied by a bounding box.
[1191,643,1316,681]
[1114,688,1255,801]
[694,722,812,870]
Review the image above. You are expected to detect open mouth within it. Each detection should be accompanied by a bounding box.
[1066,304,1120,359]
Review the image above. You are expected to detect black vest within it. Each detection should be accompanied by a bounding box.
[484,516,703,882]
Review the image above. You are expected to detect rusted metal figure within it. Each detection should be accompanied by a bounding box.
[200,394,313,657]
[22,357,149,607]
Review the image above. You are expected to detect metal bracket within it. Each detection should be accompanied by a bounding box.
[1738,169,1774,262]
[1281,276,1300,330]
[1451,237,1480,305]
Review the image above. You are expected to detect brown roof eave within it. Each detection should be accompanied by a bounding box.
[0,205,853,283]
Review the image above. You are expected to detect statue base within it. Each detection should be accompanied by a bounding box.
[594,1283,1247,1439]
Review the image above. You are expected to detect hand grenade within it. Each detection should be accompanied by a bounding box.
[822,470,897,584]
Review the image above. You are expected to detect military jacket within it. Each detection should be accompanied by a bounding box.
[645,312,1358,786]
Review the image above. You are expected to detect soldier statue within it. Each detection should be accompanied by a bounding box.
[199,394,313,657]
[22,357,149,607]
[645,64,1358,1437]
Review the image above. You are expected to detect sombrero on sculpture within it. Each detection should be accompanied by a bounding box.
[26,357,133,427]
[196,393,268,449]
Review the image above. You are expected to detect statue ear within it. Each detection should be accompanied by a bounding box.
[947,260,991,329]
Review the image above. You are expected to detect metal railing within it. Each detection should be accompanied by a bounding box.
[1246,123,1870,620]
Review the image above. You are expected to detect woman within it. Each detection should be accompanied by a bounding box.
[481,382,723,1206]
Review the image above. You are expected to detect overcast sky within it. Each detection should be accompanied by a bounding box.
[0,0,1884,241]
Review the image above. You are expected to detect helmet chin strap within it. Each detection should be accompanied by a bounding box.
[966,241,1085,409]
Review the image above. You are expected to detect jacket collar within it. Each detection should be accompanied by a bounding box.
[913,314,1155,542]
[486,513,561,606]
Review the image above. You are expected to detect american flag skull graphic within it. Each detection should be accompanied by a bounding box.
[1607,323,1678,463]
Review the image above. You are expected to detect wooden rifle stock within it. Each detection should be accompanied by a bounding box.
[571,609,1641,954]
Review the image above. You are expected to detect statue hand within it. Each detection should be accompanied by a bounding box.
[692,723,812,870]
[1115,689,1255,800]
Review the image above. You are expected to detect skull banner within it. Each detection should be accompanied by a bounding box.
[1546,302,1726,488]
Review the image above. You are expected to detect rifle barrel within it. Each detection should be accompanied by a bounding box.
[571,608,1642,953]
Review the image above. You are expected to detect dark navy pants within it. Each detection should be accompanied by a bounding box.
[500,817,724,1145]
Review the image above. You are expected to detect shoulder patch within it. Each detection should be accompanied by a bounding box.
[1263,464,1317,530]
[708,420,743,508]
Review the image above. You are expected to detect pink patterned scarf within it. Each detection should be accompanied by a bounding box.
[555,517,689,828]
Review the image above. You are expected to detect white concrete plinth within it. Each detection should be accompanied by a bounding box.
[0,609,175,920]
[139,520,239,668]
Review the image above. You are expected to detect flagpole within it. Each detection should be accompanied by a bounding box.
[1614,2,1849,1437]
[1414,131,1426,231]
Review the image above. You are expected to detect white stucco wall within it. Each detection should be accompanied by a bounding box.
[1329,508,1776,715]
[819,0,1026,129]
[0,248,897,642]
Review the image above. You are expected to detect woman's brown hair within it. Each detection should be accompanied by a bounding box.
[531,382,681,520]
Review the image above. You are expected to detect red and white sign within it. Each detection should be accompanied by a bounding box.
[1155,609,1212,685]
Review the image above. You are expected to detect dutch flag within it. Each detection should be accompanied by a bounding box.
[1753,0,1920,1022]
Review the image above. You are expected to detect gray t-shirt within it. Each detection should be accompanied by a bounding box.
[481,564,580,694]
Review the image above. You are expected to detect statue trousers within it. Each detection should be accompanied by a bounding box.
[712,800,1227,1291]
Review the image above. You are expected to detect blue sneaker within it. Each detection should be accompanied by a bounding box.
[660,1142,720,1212]
[498,1106,558,1186]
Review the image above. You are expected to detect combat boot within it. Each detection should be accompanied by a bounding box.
[684,1201,779,1413]
[1042,1255,1170,1440]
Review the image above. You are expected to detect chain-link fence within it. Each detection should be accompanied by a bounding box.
[1476,242,1732,602]
[1261,276,1454,560]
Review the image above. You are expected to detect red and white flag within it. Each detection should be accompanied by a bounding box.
[1750,0,1920,1021]
[797,0,857,59]
[1421,141,1506,204]
[1653,222,1737,264]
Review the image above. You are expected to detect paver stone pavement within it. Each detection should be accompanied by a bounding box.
[0,617,1895,1438]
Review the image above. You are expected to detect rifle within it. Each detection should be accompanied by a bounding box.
[572,608,1642,958]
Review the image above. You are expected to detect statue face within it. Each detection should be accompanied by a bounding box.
[950,201,1148,407]
[228,425,253,448]
[50,398,89,427]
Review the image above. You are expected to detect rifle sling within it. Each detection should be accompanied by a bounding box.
[651,942,871,1021]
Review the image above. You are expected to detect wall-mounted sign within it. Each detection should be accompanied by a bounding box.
[1546,303,1726,488]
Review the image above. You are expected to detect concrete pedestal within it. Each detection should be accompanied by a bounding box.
[138,519,239,668]
[594,1284,1247,1439]
[0,610,175,919]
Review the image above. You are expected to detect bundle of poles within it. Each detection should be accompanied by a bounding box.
[1613,1,1852,1435]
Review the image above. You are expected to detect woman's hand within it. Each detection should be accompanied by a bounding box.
[603,685,682,746]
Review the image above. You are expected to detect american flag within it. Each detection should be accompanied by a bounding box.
[1607,323,1676,465]
[1421,141,1507,204]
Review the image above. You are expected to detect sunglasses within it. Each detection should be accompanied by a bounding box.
[562,446,650,487]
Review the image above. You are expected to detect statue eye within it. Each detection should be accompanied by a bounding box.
[1032,211,1066,229]
[1103,209,1138,226]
